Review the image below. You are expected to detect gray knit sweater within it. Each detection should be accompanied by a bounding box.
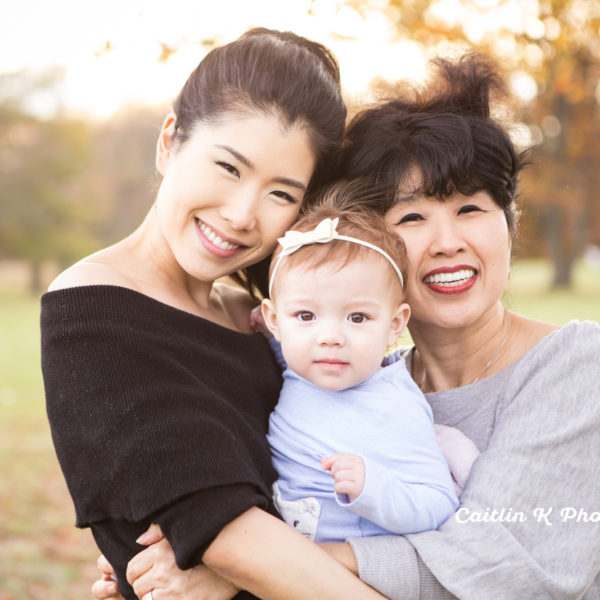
[349,320,600,599]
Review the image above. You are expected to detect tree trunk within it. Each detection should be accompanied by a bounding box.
[539,206,574,289]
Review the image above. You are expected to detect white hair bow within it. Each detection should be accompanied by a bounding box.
[268,217,403,297]
[277,217,340,256]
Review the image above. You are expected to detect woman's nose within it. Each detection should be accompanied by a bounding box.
[220,190,260,231]
[428,219,466,257]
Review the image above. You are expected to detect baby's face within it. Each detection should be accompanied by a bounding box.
[266,255,408,391]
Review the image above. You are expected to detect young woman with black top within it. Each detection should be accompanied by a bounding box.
[91,51,600,600]
[41,28,387,600]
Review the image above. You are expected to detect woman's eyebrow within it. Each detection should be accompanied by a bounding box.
[215,144,253,168]
[215,144,307,192]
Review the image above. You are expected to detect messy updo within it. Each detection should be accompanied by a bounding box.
[338,52,527,234]
[172,27,346,193]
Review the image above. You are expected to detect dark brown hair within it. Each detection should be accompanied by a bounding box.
[269,180,407,301]
[338,52,527,234]
[170,28,346,298]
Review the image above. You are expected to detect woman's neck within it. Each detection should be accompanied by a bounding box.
[117,207,220,319]
[409,303,511,393]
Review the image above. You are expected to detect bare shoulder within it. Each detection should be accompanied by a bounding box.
[47,257,131,292]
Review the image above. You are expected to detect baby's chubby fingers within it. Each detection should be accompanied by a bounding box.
[322,453,364,475]
[322,453,366,502]
[321,454,338,471]
[332,479,360,496]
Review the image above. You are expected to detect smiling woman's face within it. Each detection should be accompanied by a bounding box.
[384,188,511,331]
[154,111,316,285]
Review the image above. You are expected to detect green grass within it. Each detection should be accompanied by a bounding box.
[503,259,600,324]
[0,287,99,600]
[0,258,598,599]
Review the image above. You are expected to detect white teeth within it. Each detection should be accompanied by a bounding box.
[198,221,240,251]
[424,269,476,286]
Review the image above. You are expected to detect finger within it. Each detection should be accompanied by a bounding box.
[90,577,120,600]
[334,480,361,497]
[331,466,360,483]
[97,553,116,576]
[333,455,365,475]
[126,545,156,585]
[131,569,157,600]
[321,455,336,470]
[136,522,164,546]
[322,452,352,470]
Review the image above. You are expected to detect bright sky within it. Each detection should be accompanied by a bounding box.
[3,0,545,121]
[2,0,430,120]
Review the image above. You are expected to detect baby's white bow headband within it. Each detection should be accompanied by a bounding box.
[268,217,404,297]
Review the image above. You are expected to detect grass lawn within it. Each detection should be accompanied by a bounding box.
[0,289,99,600]
[502,259,600,325]
[0,258,598,598]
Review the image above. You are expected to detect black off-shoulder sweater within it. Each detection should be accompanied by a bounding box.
[41,286,283,600]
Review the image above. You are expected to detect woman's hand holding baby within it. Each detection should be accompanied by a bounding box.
[322,453,366,502]
[125,524,239,600]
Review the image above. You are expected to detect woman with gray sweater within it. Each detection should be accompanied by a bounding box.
[95,53,600,599]
[332,52,600,599]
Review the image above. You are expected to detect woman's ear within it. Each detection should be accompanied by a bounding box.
[388,302,411,347]
[261,298,281,341]
[156,114,176,175]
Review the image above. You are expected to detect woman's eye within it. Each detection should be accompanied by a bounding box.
[348,313,368,324]
[217,161,240,177]
[296,311,315,322]
[458,204,484,214]
[396,212,424,225]
[271,190,298,204]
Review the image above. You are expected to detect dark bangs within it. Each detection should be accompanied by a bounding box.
[338,53,527,234]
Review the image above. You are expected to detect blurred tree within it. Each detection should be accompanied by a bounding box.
[0,83,103,293]
[89,105,164,245]
[341,0,600,287]
[0,72,161,294]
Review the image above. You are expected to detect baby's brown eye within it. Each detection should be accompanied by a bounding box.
[297,312,314,322]
[348,313,368,324]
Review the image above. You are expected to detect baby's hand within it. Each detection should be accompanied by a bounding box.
[322,453,365,502]
[250,305,273,338]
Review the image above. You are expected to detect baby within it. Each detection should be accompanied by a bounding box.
[255,181,478,543]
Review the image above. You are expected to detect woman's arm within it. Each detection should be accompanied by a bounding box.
[202,507,385,599]
[126,509,384,600]
[317,541,359,574]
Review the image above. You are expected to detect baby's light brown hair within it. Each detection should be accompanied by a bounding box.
[269,179,408,301]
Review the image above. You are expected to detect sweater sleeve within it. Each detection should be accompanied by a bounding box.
[91,487,267,600]
[340,455,458,535]
[349,321,600,599]
[336,383,458,534]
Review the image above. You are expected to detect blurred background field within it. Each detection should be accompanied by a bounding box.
[0,274,98,600]
[1,257,598,598]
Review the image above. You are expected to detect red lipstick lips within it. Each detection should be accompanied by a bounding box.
[423,265,478,295]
